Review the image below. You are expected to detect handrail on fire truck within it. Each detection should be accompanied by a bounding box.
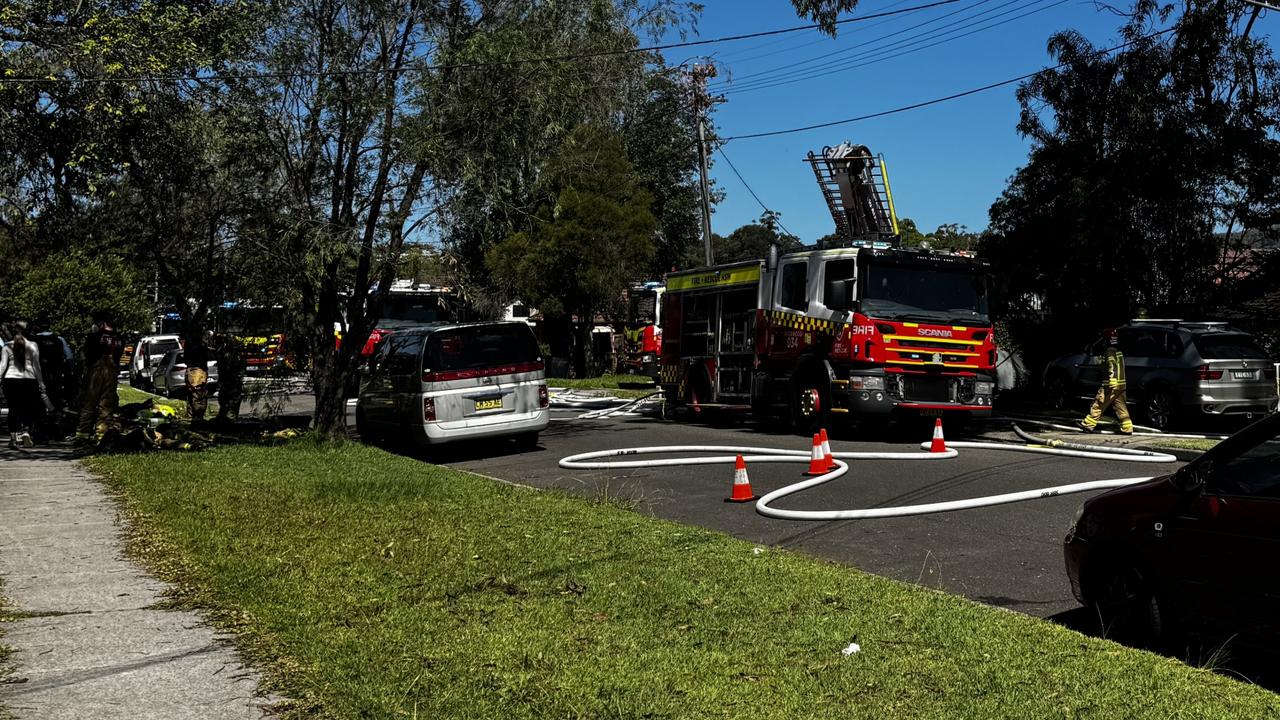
[806,143,900,247]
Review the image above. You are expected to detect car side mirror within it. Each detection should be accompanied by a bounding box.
[1172,459,1213,493]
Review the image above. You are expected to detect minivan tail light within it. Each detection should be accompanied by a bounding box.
[423,396,436,422]
[1197,364,1223,381]
[422,360,544,383]
[538,384,549,408]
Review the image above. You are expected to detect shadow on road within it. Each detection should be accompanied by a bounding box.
[1049,605,1280,692]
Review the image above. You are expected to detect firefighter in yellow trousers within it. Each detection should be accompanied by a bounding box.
[1080,328,1133,434]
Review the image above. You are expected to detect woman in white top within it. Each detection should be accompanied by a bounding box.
[1,324,51,448]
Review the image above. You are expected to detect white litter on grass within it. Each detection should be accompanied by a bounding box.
[752,547,765,555]
[841,642,861,656]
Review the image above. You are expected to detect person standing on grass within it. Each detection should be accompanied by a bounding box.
[1,322,53,449]
[76,312,125,444]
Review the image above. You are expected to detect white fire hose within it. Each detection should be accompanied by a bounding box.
[558,426,1178,521]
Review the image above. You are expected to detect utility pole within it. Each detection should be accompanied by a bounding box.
[688,62,719,267]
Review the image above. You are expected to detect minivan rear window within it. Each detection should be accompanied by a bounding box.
[1194,334,1270,360]
[424,324,541,374]
[151,340,180,357]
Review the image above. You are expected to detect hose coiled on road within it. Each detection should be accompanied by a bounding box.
[558,427,1178,521]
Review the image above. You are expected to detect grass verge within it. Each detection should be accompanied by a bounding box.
[550,374,658,399]
[1145,438,1220,452]
[87,443,1279,719]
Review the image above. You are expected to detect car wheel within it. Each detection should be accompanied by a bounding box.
[1095,563,1165,648]
[1044,371,1072,411]
[514,432,539,450]
[1144,388,1177,431]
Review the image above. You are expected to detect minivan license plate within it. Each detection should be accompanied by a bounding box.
[1232,370,1256,379]
[475,397,503,411]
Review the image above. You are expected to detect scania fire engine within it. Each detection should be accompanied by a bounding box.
[658,142,996,427]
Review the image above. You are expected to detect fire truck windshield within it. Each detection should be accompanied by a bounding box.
[859,263,989,325]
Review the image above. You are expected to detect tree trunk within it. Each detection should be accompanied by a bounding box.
[310,342,350,439]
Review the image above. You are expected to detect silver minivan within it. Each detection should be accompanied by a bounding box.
[355,321,550,448]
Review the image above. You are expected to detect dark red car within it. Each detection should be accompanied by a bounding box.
[1065,412,1280,646]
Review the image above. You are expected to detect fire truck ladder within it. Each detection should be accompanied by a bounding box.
[806,144,900,246]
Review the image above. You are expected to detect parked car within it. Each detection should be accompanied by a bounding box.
[356,321,549,448]
[152,350,219,397]
[1044,320,1278,429]
[1065,411,1280,647]
[130,334,183,390]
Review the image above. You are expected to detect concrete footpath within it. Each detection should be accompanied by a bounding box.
[0,443,274,719]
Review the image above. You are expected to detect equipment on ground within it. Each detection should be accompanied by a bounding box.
[659,141,995,427]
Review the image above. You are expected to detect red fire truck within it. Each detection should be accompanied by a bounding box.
[658,142,996,428]
[618,281,664,379]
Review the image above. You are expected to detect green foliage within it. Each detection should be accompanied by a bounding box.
[719,223,801,264]
[984,0,1280,364]
[691,211,803,265]
[622,69,705,276]
[4,249,150,338]
[791,0,862,34]
[896,217,928,246]
[429,1,698,297]
[487,127,657,323]
[0,1,253,244]
[395,245,449,287]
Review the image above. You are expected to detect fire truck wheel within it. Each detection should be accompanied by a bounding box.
[788,384,828,435]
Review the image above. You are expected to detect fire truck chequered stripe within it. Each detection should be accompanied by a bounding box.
[767,310,842,334]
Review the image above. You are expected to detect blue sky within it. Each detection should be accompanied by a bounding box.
[661,0,1147,242]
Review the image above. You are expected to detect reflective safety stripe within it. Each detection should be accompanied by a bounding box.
[766,310,842,334]
[1108,349,1127,385]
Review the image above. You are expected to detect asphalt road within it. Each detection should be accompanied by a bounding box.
[413,408,1185,620]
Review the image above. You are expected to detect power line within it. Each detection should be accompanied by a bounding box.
[0,0,961,84]
[720,28,1175,141]
[716,0,1064,95]
[702,0,923,67]
[717,146,798,239]
[712,0,1006,89]
[723,0,1069,95]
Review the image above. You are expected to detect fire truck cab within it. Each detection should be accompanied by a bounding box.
[658,142,996,428]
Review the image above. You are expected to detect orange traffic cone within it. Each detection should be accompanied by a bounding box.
[726,455,757,503]
[929,418,947,453]
[820,428,834,469]
[806,433,829,475]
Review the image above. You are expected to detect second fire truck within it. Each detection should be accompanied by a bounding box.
[658,142,996,427]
